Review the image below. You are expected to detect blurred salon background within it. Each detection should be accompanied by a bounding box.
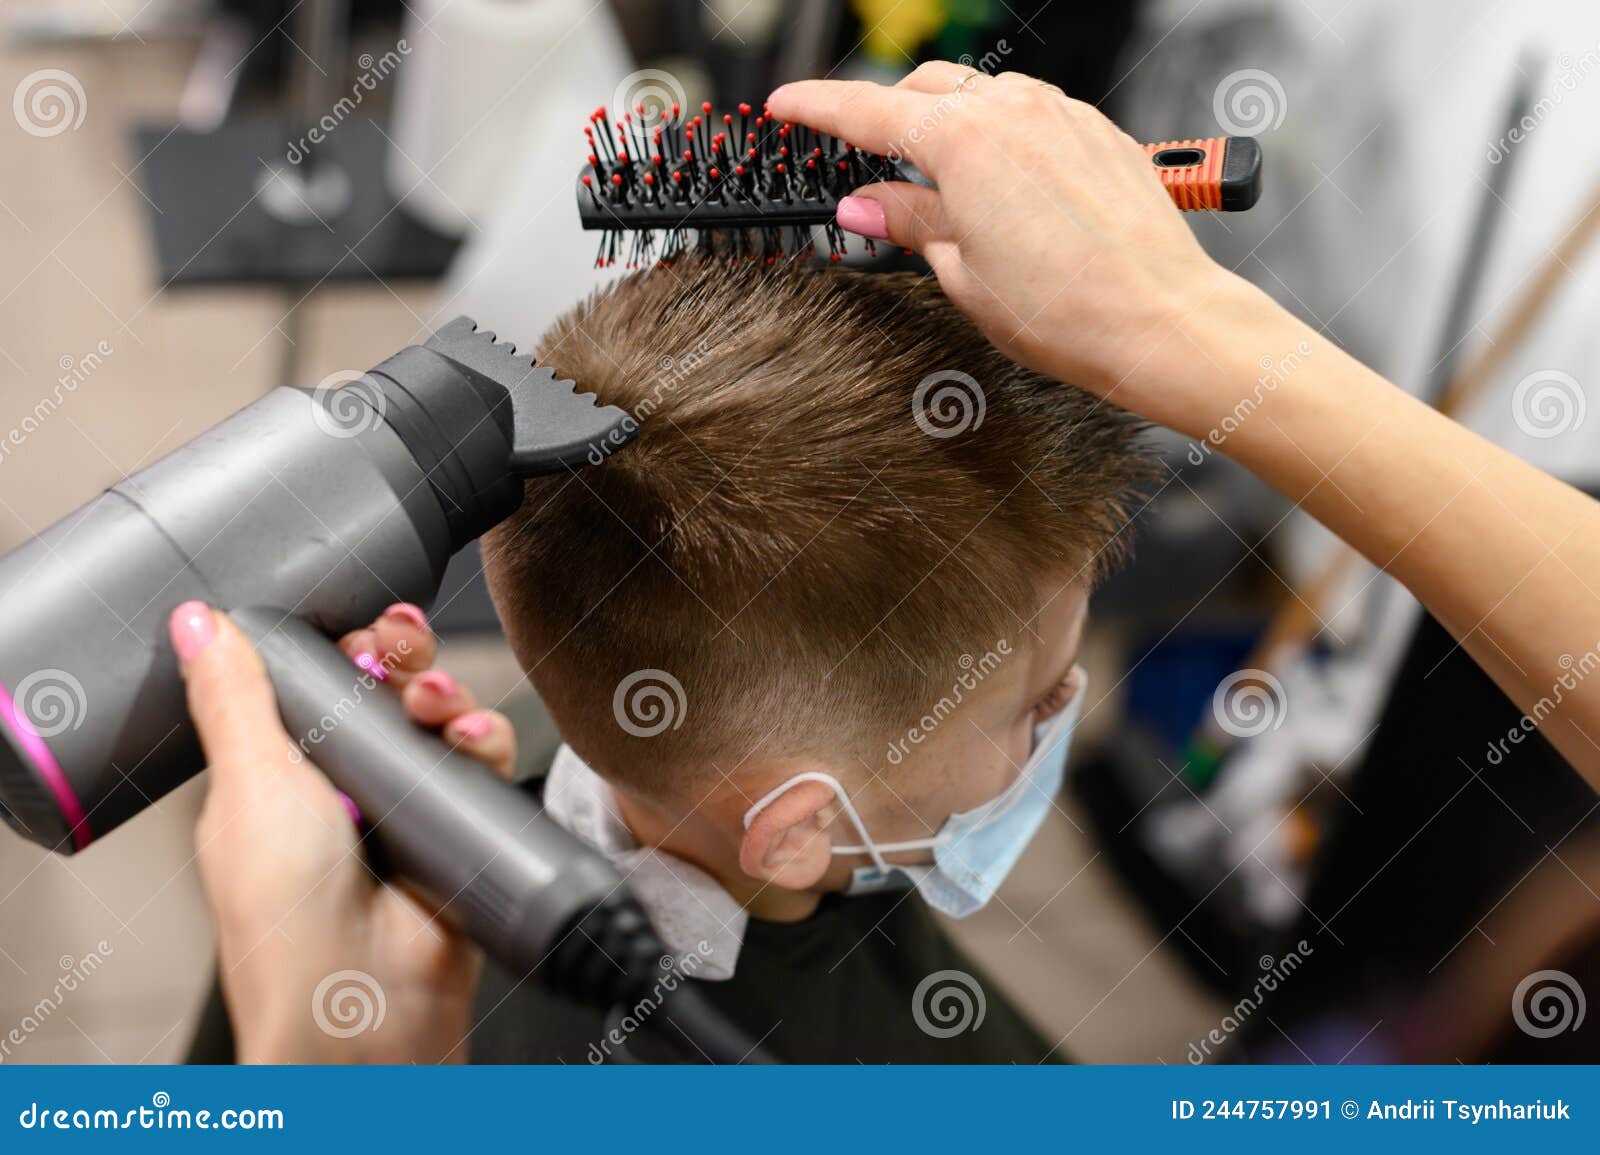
[1,0,1597,1063]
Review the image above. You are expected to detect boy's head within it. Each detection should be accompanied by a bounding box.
[483,263,1150,901]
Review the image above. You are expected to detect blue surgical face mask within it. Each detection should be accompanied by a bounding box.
[742,669,1087,919]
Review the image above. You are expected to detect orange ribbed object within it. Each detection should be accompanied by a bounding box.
[1145,137,1228,212]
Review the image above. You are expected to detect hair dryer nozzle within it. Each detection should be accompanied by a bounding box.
[424,316,637,474]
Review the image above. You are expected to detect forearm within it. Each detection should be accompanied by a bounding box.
[1198,277,1600,786]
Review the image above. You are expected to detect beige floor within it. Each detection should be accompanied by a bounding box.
[0,32,1218,1064]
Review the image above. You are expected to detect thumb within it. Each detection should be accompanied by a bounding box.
[170,601,293,784]
[836,182,945,253]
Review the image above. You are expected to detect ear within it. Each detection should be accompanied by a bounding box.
[739,778,839,891]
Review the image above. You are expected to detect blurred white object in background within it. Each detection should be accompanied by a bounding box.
[428,1,648,344]
[388,0,629,238]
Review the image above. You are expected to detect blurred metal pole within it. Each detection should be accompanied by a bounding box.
[775,0,843,85]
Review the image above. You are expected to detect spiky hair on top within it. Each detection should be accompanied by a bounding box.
[482,263,1153,794]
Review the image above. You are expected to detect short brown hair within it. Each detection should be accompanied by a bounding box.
[483,263,1150,795]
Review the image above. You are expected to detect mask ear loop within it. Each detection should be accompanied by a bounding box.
[742,771,894,874]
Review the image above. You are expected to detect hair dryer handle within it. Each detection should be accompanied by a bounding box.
[230,609,625,976]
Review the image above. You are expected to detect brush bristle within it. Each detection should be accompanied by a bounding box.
[578,100,904,269]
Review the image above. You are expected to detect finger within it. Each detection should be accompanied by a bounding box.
[442,710,516,780]
[368,604,435,687]
[766,79,944,169]
[995,71,1052,89]
[837,182,945,253]
[170,603,292,783]
[401,669,478,730]
[337,603,435,687]
[896,60,982,95]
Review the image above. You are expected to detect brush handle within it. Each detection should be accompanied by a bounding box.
[1145,136,1262,212]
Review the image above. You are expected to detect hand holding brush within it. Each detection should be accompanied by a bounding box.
[771,64,1600,793]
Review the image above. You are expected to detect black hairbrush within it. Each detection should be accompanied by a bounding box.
[577,101,1263,269]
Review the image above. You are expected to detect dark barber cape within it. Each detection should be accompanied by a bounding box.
[470,890,1059,1064]
[188,890,1058,1065]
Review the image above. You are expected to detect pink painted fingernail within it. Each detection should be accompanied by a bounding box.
[169,601,217,662]
[836,195,888,239]
[383,603,428,631]
[414,670,457,697]
[351,651,388,682]
[337,791,362,826]
[450,712,494,741]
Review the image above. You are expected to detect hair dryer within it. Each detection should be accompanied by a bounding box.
[0,319,756,1061]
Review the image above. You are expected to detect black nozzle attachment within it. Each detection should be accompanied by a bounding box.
[360,316,637,549]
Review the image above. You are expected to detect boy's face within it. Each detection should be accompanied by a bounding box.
[816,573,1090,877]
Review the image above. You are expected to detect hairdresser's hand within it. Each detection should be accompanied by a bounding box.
[768,65,1305,438]
[174,601,516,1063]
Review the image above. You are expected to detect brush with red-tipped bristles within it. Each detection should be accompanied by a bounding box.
[577,100,1262,270]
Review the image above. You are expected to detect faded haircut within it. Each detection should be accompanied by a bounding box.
[482,263,1152,796]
